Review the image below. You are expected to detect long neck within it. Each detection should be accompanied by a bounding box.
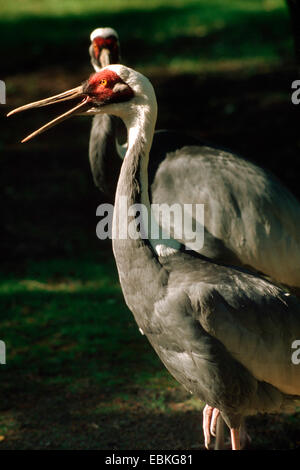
[88,114,124,202]
[112,102,168,319]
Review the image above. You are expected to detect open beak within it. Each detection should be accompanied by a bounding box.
[7,85,93,143]
[99,48,111,67]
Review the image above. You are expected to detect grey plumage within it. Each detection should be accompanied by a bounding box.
[114,158,300,430]
[88,39,300,294]
[89,114,122,202]
[152,145,300,288]
[86,32,300,447]
[90,113,300,290]
[8,63,300,449]
[103,65,300,445]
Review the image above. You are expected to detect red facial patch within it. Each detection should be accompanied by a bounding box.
[83,70,133,105]
[92,36,119,62]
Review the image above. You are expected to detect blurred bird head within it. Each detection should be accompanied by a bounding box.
[89,27,120,71]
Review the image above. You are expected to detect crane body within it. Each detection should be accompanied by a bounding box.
[8,64,300,451]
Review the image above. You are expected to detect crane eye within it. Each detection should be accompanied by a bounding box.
[100,79,107,87]
[93,44,98,55]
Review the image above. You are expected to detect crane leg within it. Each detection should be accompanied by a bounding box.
[214,419,250,449]
[230,428,241,450]
[203,406,246,450]
[202,404,220,449]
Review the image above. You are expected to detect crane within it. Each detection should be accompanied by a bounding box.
[87,29,300,295]
[88,28,126,201]
[86,28,300,447]
[89,27,121,70]
[7,66,300,450]
[89,28,233,449]
[88,29,230,447]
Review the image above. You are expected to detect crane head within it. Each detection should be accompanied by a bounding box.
[89,27,120,70]
[7,65,143,143]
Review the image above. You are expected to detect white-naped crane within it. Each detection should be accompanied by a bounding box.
[90,27,121,70]
[8,66,300,450]
[88,27,126,201]
[88,27,232,448]
[87,29,300,295]
[7,52,300,449]
[86,28,300,447]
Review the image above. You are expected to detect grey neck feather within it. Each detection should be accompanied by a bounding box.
[88,113,124,201]
[112,107,168,318]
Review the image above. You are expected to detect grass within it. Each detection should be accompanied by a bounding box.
[0,257,160,390]
[0,256,199,450]
[1,256,299,450]
[0,0,293,75]
[0,0,287,18]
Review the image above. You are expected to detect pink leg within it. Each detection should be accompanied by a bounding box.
[203,405,213,449]
[202,405,220,449]
[211,408,220,436]
[230,428,241,450]
[203,406,243,451]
